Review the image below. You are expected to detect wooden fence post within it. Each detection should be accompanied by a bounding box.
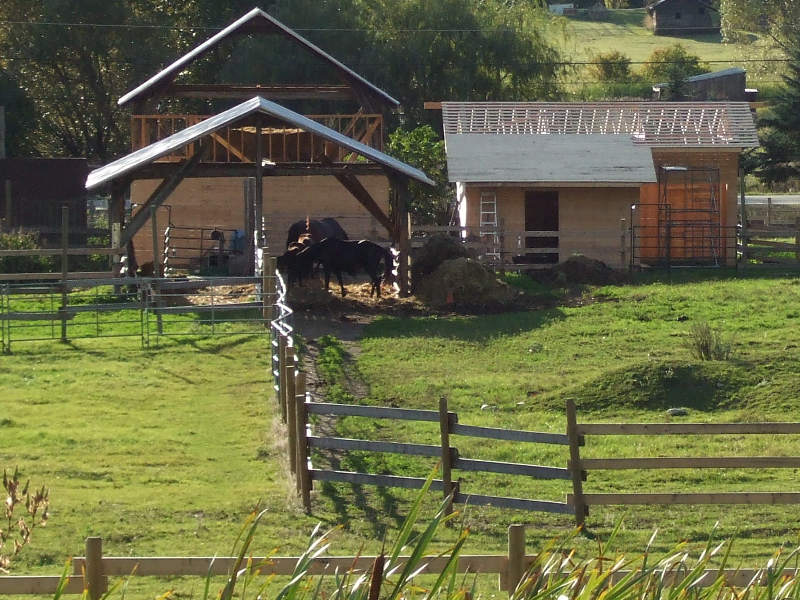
[566,398,587,527]
[286,349,297,474]
[263,253,276,323]
[439,396,454,514]
[84,537,107,600]
[278,335,287,420]
[766,197,772,228]
[295,376,312,513]
[60,205,69,342]
[794,218,800,263]
[619,218,626,268]
[505,524,525,597]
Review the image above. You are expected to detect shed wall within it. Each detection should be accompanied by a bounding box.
[130,175,390,265]
[652,0,717,34]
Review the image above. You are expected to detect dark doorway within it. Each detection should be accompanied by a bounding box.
[517,191,558,264]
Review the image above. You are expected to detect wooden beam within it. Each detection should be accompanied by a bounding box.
[134,162,384,180]
[121,149,204,247]
[572,492,800,506]
[424,101,443,110]
[331,167,394,234]
[165,84,354,101]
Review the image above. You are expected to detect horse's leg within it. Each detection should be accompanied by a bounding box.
[324,268,331,293]
[336,270,347,297]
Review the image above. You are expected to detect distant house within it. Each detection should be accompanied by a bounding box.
[647,0,718,35]
[652,67,748,101]
[441,102,758,269]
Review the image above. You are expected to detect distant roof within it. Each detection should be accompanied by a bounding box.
[87,97,432,190]
[445,134,656,184]
[647,0,716,11]
[118,8,399,109]
[654,67,746,89]
[441,101,758,148]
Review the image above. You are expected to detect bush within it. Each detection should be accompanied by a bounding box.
[641,44,709,99]
[684,321,733,361]
[0,231,55,274]
[590,50,633,83]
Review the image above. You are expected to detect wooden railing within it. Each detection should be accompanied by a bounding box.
[131,113,383,162]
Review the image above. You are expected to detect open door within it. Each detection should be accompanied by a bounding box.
[517,191,559,264]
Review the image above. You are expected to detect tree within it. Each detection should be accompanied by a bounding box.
[641,44,708,99]
[590,50,633,83]
[755,31,800,184]
[0,69,36,157]
[386,125,452,225]
[720,0,800,51]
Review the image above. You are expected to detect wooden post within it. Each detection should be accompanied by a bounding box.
[294,375,312,512]
[286,349,297,474]
[619,218,626,268]
[255,115,264,249]
[278,335,288,420]
[767,197,773,228]
[438,396,454,514]
[84,537,107,600]
[505,525,525,596]
[739,167,747,267]
[795,217,800,263]
[60,205,69,342]
[3,180,11,232]
[263,253,276,323]
[0,106,6,160]
[150,204,161,277]
[110,181,125,278]
[566,398,586,527]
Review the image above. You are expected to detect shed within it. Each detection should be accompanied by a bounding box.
[652,68,747,101]
[647,0,718,35]
[442,101,758,268]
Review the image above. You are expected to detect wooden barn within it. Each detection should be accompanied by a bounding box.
[442,101,758,269]
[647,0,719,36]
[114,7,414,274]
[1,158,89,244]
[652,68,748,101]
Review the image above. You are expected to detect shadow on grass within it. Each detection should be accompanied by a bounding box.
[362,308,566,342]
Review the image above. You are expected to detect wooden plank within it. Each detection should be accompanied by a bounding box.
[308,436,441,457]
[306,402,441,422]
[0,271,113,282]
[455,458,572,480]
[572,492,800,505]
[450,423,569,445]
[2,311,75,321]
[0,247,122,257]
[577,422,800,435]
[454,492,574,514]
[310,469,445,491]
[0,576,85,595]
[576,457,800,470]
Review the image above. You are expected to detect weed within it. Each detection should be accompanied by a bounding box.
[685,322,734,361]
[1,467,49,572]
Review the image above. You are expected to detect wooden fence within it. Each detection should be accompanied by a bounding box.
[4,528,800,598]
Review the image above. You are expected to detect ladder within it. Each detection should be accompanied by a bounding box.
[479,192,501,261]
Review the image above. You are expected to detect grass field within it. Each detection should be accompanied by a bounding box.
[555,8,784,91]
[3,270,800,597]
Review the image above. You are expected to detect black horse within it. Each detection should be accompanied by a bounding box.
[299,238,394,297]
[286,217,348,248]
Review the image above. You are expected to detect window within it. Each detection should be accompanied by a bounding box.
[675,11,682,19]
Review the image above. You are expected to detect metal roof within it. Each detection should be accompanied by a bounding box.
[654,67,745,90]
[445,134,656,184]
[86,97,433,190]
[647,0,716,11]
[118,8,399,108]
[441,101,759,148]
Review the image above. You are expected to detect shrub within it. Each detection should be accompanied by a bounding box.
[685,321,733,361]
[1,467,49,572]
[590,50,633,83]
[0,231,55,274]
[641,44,709,99]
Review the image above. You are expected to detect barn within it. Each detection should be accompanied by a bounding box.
[116,8,409,275]
[647,0,719,36]
[442,101,758,269]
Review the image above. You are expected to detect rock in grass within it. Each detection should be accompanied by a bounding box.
[666,407,689,416]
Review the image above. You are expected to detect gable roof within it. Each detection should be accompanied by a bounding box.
[647,0,716,11]
[118,8,399,109]
[87,97,432,191]
[441,101,758,148]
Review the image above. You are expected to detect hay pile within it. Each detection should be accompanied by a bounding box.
[415,257,517,309]
[542,255,627,286]
[411,234,475,286]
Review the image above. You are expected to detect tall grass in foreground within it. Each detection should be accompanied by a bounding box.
[59,472,800,600]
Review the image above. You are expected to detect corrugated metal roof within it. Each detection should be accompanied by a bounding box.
[445,134,656,184]
[118,8,399,108]
[654,67,745,90]
[442,101,759,148]
[87,96,433,190]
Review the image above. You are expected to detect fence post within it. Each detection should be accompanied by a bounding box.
[794,218,800,263]
[505,524,525,597]
[767,197,773,228]
[295,375,312,513]
[438,396,454,514]
[566,398,587,527]
[278,335,287,418]
[619,218,626,268]
[263,253,276,323]
[286,349,297,474]
[60,205,69,342]
[84,536,107,600]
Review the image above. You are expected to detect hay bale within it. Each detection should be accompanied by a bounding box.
[412,234,475,286]
[415,257,517,309]
[544,255,626,286]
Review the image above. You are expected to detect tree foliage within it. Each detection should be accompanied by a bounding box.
[755,31,800,183]
[386,125,451,224]
[641,44,708,99]
[720,0,800,50]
